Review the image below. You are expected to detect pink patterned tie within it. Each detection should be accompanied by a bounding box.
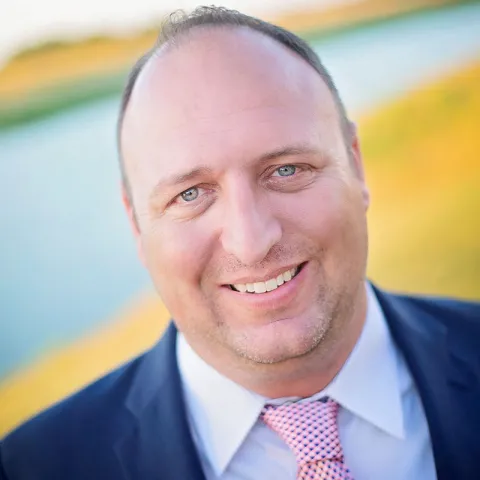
[261,399,354,479]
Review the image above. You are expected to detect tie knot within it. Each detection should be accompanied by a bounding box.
[261,398,344,466]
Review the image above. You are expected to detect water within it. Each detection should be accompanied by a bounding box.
[313,4,480,113]
[0,3,479,377]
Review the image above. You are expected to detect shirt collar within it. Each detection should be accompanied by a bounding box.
[325,283,405,439]
[177,283,405,476]
[177,333,265,476]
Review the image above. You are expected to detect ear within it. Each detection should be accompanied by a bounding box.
[348,121,370,210]
[121,184,147,266]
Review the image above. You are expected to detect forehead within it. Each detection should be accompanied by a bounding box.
[121,27,341,186]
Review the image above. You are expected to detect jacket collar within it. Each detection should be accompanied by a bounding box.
[114,322,206,480]
[374,286,480,480]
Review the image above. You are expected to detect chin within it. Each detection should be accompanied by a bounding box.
[229,315,329,365]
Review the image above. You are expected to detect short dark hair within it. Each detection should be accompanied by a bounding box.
[118,6,349,203]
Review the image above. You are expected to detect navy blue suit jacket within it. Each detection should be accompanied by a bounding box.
[1,287,479,480]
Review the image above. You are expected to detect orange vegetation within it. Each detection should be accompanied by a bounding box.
[364,62,480,298]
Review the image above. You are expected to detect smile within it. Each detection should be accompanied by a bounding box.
[229,263,304,294]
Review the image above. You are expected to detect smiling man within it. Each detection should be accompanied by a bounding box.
[1,6,479,480]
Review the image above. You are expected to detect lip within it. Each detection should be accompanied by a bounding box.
[221,261,308,310]
[222,262,303,286]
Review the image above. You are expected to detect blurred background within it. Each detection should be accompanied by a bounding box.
[0,0,479,436]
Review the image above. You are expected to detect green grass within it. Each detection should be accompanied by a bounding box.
[0,70,126,129]
[1,0,476,130]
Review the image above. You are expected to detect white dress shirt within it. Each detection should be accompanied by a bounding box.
[177,284,437,480]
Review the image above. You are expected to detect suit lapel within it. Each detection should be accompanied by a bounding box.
[374,287,480,480]
[114,323,206,480]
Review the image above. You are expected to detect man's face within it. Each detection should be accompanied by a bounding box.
[121,28,369,367]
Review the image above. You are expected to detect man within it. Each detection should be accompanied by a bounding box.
[1,6,479,480]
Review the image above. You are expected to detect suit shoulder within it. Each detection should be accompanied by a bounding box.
[5,351,143,436]
[0,349,149,477]
[405,293,478,321]
[393,291,480,336]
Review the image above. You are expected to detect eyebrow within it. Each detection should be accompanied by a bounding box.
[256,144,318,164]
[149,143,317,199]
[149,166,213,201]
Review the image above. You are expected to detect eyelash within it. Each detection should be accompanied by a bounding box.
[172,163,306,206]
[266,164,312,186]
[170,185,209,207]
[269,163,300,177]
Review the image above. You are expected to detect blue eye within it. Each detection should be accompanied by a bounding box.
[181,187,199,202]
[276,165,296,176]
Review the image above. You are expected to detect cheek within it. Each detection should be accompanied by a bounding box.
[279,178,367,262]
[141,219,214,294]
[279,179,354,238]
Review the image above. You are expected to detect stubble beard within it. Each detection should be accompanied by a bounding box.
[215,282,346,367]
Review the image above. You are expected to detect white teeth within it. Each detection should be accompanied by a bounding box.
[254,282,267,293]
[265,279,277,292]
[234,284,247,293]
[231,266,300,294]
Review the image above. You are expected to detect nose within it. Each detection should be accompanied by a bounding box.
[220,179,282,266]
